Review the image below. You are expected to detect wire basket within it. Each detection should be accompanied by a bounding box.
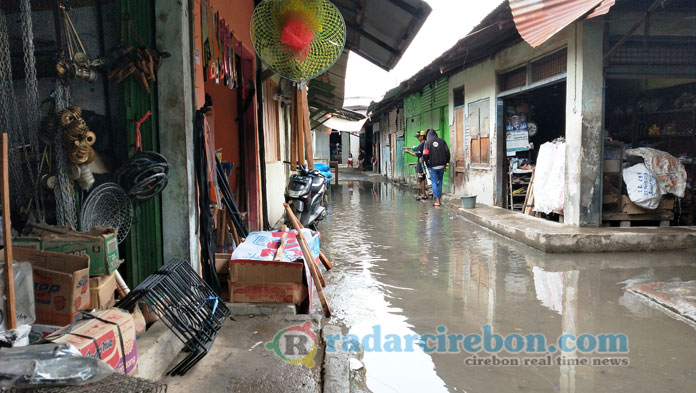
[80,182,133,243]
[115,258,229,376]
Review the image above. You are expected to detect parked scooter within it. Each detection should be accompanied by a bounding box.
[285,164,328,229]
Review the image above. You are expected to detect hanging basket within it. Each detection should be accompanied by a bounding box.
[250,0,346,83]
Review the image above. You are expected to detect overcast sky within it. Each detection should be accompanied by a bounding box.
[344,0,503,106]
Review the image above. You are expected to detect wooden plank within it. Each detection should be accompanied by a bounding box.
[284,203,331,317]
[603,212,674,221]
[522,169,535,215]
[301,86,314,168]
[217,208,227,246]
[1,133,16,330]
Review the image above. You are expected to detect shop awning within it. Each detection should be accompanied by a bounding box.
[332,0,432,71]
[509,0,615,48]
[321,116,368,133]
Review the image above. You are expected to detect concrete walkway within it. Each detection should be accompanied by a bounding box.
[163,305,323,393]
[449,201,696,253]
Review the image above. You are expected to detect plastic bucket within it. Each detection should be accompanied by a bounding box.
[460,195,477,209]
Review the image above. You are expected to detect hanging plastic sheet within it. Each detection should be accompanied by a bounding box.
[533,141,566,214]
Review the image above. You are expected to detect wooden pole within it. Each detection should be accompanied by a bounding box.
[604,0,665,61]
[288,205,333,271]
[319,252,333,270]
[290,89,298,167]
[296,89,305,167]
[283,203,331,317]
[301,86,314,168]
[1,133,16,330]
[273,225,288,261]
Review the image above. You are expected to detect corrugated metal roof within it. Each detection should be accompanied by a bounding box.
[509,0,615,48]
[332,0,432,71]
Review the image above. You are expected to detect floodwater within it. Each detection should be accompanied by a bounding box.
[319,178,696,393]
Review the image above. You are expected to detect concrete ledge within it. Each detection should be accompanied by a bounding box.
[454,204,696,253]
[225,302,297,316]
[135,321,185,380]
[322,325,349,393]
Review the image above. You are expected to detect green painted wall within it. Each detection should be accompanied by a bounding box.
[402,78,450,191]
[120,0,164,288]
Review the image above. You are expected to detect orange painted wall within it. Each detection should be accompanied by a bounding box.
[192,0,256,195]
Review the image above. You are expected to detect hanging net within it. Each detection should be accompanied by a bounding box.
[250,0,346,83]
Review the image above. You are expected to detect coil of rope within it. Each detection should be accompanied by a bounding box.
[115,151,171,201]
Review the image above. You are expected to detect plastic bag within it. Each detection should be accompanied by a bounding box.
[0,262,36,331]
[0,343,115,388]
[626,147,687,197]
[623,163,661,209]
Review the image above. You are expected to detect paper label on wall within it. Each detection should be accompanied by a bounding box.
[506,116,530,154]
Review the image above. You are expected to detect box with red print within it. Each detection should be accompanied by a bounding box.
[47,308,138,375]
[11,247,90,326]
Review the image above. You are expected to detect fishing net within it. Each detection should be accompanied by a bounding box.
[250,0,346,82]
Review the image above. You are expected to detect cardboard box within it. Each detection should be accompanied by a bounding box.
[47,308,137,375]
[12,237,41,250]
[228,231,317,308]
[90,273,118,309]
[229,259,305,284]
[10,248,90,326]
[41,227,119,276]
[228,260,308,305]
[621,195,675,214]
[229,280,308,304]
[28,324,62,344]
[215,253,231,275]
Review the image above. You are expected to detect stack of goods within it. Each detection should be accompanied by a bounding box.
[313,163,333,181]
[228,229,321,312]
[1,226,146,378]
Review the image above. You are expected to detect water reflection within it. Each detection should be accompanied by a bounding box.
[321,181,696,393]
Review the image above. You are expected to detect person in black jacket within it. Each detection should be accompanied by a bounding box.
[422,128,450,207]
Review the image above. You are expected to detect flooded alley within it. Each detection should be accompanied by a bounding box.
[320,177,696,393]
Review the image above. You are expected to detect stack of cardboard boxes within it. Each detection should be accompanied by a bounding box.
[10,227,141,375]
[227,230,315,312]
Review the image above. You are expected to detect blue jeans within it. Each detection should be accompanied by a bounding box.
[429,167,445,199]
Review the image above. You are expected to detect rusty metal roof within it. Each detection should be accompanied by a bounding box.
[509,0,615,48]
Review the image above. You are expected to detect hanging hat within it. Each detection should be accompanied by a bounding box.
[250,0,346,83]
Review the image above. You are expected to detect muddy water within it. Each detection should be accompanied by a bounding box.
[320,180,696,393]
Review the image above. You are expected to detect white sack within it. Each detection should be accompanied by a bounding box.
[626,147,687,198]
[623,163,661,209]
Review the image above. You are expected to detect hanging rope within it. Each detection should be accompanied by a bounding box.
[132,110,152,152]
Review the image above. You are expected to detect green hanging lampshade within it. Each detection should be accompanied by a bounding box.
[250,0,346,83]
